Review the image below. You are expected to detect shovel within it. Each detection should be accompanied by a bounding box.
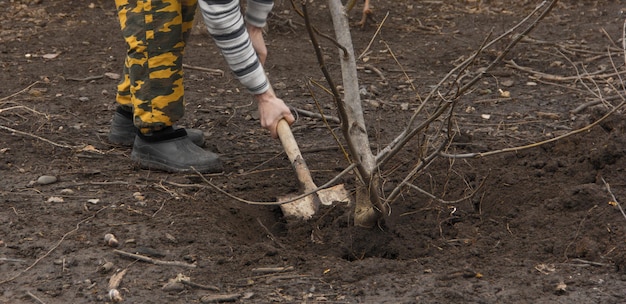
[276,119,350,219]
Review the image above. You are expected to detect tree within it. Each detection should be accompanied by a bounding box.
[297,0,566,227]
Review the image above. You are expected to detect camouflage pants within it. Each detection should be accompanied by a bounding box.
[114,0,197,133]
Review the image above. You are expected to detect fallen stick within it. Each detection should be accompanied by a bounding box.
[293,107,341,124]
[26,291,46,304]
[180,279,221,292]
[182,64,224,76]
[0,124,80,149]
[265,274,312,283]
[570,95,623,114]
[601,177,626,221]
[65,75,104,82]
[0,207,108,285]
[0,81,42,102]
[570,258,610,267]
[200,293,241,303]
[113,249,196,268]
[251,266,294,274]
[363,64,387,84]
[506,60,626,82]
[0,258,26,263]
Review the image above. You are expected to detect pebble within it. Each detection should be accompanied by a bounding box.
[98,261,115,273]
[37,175,57,185]
[60,189,74,195]
[161,281,185,292]
[47,196,64,203]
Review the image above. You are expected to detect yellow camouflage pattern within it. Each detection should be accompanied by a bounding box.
[114,0,197,133]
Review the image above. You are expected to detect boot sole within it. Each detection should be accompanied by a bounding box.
[131,152,223,174]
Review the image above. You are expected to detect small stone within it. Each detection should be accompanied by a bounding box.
[47,196,64,203]
[104,233,119,247]
[79,97,90,102]
[60,189,74,196]
[98,261,115,273]
[109,289,123,302]
[37,175,58,185]
[162,280,185,292]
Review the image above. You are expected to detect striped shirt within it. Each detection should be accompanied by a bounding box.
[198,0,274,95]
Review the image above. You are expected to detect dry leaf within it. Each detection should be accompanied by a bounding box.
[81,145,104,154]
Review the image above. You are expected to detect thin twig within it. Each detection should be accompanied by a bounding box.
[358,11,389,60]
[180,279,220,291]
[0,258,26,263]
[380,40,414,91]
[289,0,348,56]
[376,0,558,167]
[306,80,352,163]
[0,124,82,149]
[256,218,286,249]
[0,105,49,117]
[404,172,488,205]
[251,266,294,274]
[600,177,626,221]
[65,75,105,82]
[0,81,42,102]
[571,95,623,114]
[506,59,626,82]
[26,291,46,304]
[113,250,196,268]
[182,64,224,76]
[0,207,109,285]
[292,107,340,124]
[441,100,625,159]
[191,163,357,206]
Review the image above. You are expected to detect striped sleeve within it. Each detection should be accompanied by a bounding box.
[245,0,274,28]
[198,0,270,95]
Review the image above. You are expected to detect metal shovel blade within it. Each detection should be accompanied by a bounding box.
[278,193,318,220]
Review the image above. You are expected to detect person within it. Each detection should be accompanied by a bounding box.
[108,0,295,173]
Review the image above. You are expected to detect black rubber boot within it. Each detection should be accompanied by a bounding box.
[131,127,223,173]
[108,107,205,147]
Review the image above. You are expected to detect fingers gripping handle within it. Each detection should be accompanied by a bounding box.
[277,120,318,192]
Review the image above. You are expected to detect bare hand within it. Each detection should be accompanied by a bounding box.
[247,24,267,65]
[255,87,295,138]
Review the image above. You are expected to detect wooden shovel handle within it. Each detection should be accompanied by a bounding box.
[276,119,318,192]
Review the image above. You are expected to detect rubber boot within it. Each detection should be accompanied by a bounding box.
[108,107,205,147]
[131,127,223,173]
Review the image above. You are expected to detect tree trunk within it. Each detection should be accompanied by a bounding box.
[327,0,384,228]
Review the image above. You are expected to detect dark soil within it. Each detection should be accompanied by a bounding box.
[2,0,626,303]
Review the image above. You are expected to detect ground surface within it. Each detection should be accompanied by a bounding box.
[2,0,626,303]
